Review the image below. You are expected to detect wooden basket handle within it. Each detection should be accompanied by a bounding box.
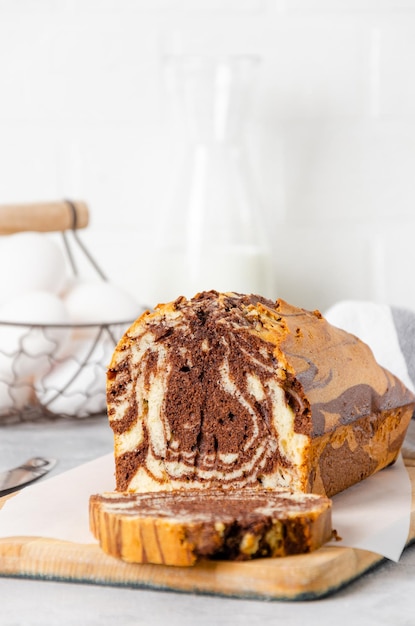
[0,200,89,235]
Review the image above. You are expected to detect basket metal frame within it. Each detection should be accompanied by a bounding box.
[0,199,139,424]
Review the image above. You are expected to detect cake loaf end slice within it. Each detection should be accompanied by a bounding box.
[89,488,333,566]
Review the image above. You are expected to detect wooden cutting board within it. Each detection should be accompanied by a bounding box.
[0,463,414,602]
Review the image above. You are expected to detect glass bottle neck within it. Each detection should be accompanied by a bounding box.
[164,54,260,146]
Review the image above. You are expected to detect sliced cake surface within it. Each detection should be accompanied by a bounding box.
[89,488,333,566]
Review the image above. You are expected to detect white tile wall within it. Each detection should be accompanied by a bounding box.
[1,0,415,312]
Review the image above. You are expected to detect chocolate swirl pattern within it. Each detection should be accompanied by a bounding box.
[107,292,415,497]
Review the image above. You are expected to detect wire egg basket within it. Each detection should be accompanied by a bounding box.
[0,200,142,424]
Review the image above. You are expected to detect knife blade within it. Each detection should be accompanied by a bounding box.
[0,457,57,496]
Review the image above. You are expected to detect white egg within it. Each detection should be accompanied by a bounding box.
[0,291,71,380]
[63,279,141,325]
[34,336,115,417]
[0,289,71,325]
[0,232,68,304]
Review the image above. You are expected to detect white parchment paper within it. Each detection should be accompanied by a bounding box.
[0,453,115,544]
[0,451,412,562]
[331,453,412,561]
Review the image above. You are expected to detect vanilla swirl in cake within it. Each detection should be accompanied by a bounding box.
[107,291,414,497]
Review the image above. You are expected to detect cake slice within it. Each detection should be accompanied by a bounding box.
[106,291,415,498]
[89,488,333,566]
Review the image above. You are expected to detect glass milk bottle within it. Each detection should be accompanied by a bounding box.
[153,54,275,304]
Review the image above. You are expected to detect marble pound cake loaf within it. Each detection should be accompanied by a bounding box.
[89,488,332,565]
[106,291,415,498]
